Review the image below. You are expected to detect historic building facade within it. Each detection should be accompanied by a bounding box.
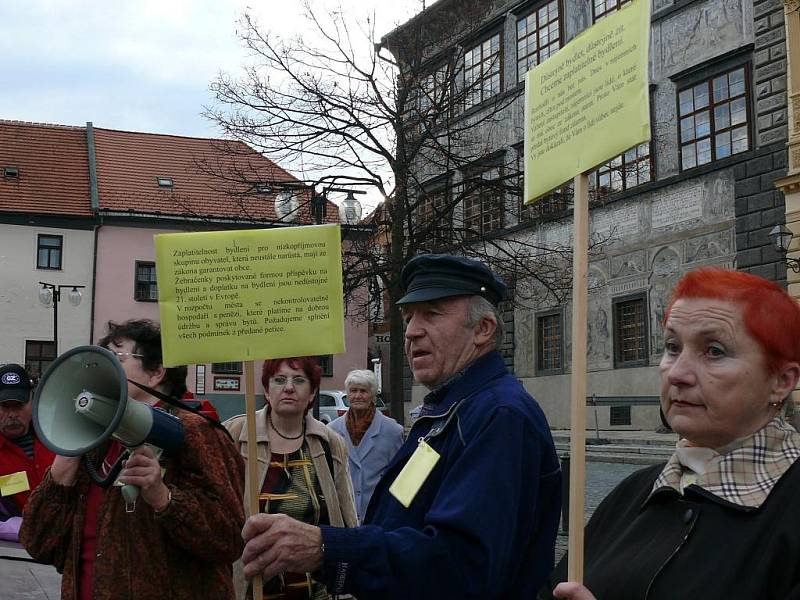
[384,0,791,428]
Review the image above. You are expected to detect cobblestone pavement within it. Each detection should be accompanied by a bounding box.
[554,461,644,563]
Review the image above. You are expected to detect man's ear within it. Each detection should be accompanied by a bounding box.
[473,314,497,346]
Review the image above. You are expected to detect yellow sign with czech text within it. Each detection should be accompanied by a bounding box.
[155,225,345,366]
[524,0,651,203]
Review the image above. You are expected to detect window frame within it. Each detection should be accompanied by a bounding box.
[516,0,562,84]
[25,340,56,380]
[416,182,453,249]
[593,0,631,22]
[462,164,505,239]
[609,405,632,426]
[677,64,751,172]
[612,292,649,368]
[36,234,63,270]
[134,260,158,302]
[461,31,503,111]
[591,141,653,199]
[212,362,243,375]
[536,309,564,375]
[317,355,334,378]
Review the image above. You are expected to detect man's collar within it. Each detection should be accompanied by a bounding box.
[419,351,505,416]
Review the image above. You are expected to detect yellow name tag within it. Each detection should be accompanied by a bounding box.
[0,471,30,497]
[389,439,440,508]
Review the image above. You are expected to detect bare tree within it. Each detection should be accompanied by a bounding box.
[205,0,609,423]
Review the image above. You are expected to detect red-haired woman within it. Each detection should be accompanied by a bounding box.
[224,357,357,600]
[545,268,800,600]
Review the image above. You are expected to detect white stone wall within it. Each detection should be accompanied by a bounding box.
[0,223,94,367]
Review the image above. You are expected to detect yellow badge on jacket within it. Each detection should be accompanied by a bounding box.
[0,471,30,496]
[389,439,440,508]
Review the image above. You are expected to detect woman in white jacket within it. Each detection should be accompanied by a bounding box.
[328,370,403,524]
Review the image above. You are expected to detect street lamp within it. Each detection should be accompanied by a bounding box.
[769,224,800,272]
[274,190,300,222]
[339,191,363,225]
[38,282,86,355]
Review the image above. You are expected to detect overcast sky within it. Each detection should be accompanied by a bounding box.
[0,0,419,138]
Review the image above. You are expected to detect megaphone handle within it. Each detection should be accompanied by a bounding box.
[84,453,125,488]
[121,484,139,513]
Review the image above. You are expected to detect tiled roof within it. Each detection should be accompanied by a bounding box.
[93,128,339,224]
[0,120,340,224]
[0,120,93,217]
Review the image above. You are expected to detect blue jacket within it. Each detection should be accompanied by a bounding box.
[319,351,561,599]
[329,410,405,524]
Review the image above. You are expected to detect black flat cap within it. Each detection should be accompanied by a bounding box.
[397,254,507,306]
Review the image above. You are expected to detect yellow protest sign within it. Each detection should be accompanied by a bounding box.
[0,471,30,496]
[524,0,651,203]
[155,225,345,366]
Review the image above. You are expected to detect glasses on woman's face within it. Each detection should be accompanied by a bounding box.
[113,351,145,363]
[270,375,309,388]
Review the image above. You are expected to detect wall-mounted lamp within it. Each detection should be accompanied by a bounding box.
[769,224,800,272]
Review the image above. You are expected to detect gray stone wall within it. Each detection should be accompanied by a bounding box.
[734,0,789,281]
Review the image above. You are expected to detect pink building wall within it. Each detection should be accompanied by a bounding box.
[93,225,369,418]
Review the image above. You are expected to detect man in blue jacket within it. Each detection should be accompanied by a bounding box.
[241,254,562,599]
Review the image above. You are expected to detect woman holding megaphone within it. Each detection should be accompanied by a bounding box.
[20,319,246,600]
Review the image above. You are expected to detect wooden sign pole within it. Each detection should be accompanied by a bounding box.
[567,172,589,582]
[244,360,264,600]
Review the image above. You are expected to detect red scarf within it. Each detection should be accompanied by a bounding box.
[345,403,376,446]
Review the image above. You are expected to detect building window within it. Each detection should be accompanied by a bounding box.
[517,1,561,82]
[3,166,19,179]
[520,182,572,223]
[134,261,158,302]
[613,294,648,367]
[317,355,333,377]
[591,142,652,199]
[463,166,504,238]
[593,0,631,21]
[212,362,243,375]
[678,66,750,171]
[463,33,502,110]
[536,311,563,374]
[157,177,174,188]
[417,187,452,249]
[417,65,451,116]
[26,340,56,380]
[609,405,632,426]
[37,234,63,270]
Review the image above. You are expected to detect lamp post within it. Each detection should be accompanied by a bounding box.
[258,180,366,419]
[769,224,800,273]
[38,282,85,356]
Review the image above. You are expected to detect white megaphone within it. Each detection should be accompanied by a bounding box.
[33,345,185,508]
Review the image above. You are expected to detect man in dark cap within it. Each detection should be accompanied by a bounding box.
[240,254,561,599]
[0,364,55,541]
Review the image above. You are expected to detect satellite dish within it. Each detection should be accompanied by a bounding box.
[274,191,299,222]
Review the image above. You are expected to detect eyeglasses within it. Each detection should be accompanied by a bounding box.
[270,375,309,387]
[113,352,145,363]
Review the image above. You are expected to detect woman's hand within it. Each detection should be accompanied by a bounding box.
[50,455,81,486]
[119,446,170,511]
[553,582,598,600]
